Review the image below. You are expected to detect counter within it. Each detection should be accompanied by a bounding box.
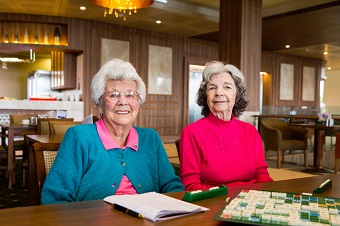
[0,100,84,121]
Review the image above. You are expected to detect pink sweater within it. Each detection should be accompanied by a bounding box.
[180,113,273,191]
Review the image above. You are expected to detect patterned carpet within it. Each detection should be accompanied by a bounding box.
[0,159,28,210]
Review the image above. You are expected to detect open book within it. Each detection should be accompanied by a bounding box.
[104,192,209,222]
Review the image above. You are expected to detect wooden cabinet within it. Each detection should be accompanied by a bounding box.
[51,51,77,90]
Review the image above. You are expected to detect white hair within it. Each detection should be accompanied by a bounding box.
[91,58,146,107]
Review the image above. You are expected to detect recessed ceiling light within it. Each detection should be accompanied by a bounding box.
[285,45,290,48]
[324,51,328,55]
[156,20,161,24]
[327,67,331,70]
[80,6,86,10]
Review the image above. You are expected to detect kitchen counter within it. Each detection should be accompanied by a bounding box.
[0,100,84,121]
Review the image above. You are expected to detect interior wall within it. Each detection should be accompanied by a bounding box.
[0,58,51,99]
[324,69,340,107]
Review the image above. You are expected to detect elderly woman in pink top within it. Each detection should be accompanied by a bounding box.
[179,61,273,191]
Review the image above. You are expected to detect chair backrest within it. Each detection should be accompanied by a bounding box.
[49,121,81,135]
[261,118,290,139]
[175,139,180,160]
[10,114,36,124]
[33,142,60,203]
[336,133,340,159]
[37,118,74,135]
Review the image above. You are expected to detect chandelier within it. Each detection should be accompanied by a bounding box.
[88,0,154,21]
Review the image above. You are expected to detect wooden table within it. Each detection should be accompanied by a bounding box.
[290,123,340,174]
[25,134,64,206]
[0,123,37,189]
[0,174,339,225]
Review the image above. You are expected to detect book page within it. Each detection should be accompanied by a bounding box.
[104,192,209,222]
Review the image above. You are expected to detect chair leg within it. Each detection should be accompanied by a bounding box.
[277,150,281,169]
[330,136,333,151]
[304,149,307,167]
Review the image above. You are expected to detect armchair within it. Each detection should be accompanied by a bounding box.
[260,118,308,169]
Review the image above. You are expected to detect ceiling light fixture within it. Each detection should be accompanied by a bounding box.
[88,0,154,21]
[0,49,36,63]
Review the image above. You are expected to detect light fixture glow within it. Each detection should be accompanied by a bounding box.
[324,51,328,55]
[0,49,36,63]
[156,20,161,24]
[327,67,331,70]
[88,0,154,21]
[80,6,86,10]
[285,45,290,48]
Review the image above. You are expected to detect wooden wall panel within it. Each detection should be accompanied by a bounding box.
[140,101,179,134]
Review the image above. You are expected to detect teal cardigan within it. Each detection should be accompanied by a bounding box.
[41,124,183,204]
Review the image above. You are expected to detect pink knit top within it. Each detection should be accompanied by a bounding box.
[179,113,273,191]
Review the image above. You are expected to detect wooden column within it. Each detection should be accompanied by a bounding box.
[219,0,262,111]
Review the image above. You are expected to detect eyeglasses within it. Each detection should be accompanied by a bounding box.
[101,91,140,103]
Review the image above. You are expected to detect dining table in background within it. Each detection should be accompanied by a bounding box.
[290,123,340,174]
[0,173,339,225]
[25,134,64,206]
[0,123,37,189]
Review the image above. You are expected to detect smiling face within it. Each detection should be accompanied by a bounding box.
[101,80,140,129]
[206,72,237,121]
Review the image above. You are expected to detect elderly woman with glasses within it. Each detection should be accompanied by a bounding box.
[41,59,183,204]
[179,61,273,191]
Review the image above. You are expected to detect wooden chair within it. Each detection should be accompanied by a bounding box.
[4,114,37,185]
[325,119,340,151]
[175,139,180,160]
[260,118,308,169]
[10,114,36,124]
[0,145,7,177]
[49,121,81,135]
[33,142,60,204]
[335,133,340,174]
[37,118,74,135]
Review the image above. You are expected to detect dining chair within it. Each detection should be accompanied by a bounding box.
[36,118,74,135]
[175,139,180,160]
[260,118,308,169]
[335,133,340,174]
[0,145,7,177]
[4,114,37,185]
[33,142,60,204]
[10,114,36,124]
[49,121,81,135]
[325,119,340,151]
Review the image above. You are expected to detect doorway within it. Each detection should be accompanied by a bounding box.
[188,64,204,124]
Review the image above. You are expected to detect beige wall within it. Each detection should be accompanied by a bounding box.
[0,58,51,100]
[324,69,340,107]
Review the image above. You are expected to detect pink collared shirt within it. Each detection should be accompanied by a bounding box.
[96,118,138,195]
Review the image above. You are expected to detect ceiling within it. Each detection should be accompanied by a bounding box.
[0,0,340,70]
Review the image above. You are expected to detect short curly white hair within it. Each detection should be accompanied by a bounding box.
[91,58,146,107]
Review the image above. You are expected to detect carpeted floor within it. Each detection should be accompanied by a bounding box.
[0,159,28,210]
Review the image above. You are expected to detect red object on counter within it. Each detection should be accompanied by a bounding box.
[29,97,57,101]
